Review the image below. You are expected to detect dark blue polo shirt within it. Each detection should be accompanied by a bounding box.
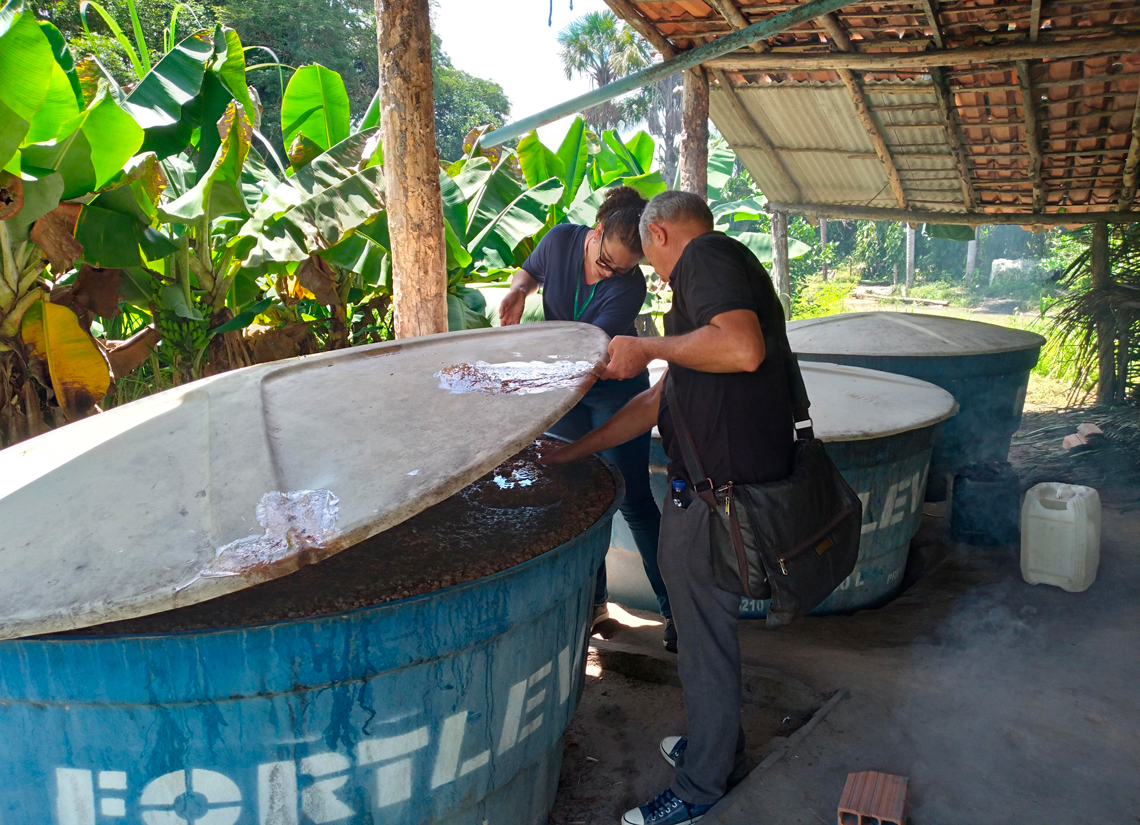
[520,224,647,337]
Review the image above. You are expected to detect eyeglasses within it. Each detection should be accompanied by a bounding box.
[595,229,641,278]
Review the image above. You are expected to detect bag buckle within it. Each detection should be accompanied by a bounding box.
[693,477,714,494]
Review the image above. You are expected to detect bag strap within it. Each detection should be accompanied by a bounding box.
[664,376,718,509]
[783,337,814,441]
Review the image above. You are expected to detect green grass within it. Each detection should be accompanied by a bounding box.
[792,274,858,320]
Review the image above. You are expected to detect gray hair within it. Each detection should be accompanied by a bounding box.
[639,190,715,246]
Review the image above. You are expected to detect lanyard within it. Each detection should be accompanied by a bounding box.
[573,270,598,322]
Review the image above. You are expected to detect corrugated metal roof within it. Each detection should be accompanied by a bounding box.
[616,0,1140,220]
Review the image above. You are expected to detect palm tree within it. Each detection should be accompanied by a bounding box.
[622,74,684,185]
[558,11,651,132]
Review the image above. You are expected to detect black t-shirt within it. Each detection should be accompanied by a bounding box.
[658,232,794,487]
[520,224,647,337]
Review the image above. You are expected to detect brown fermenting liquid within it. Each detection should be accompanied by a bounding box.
[65,440,614,635]
[436,360,597,395]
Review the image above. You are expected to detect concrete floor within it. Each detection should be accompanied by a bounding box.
[573,481,1140,824]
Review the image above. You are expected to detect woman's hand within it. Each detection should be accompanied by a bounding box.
[498,287,527,326]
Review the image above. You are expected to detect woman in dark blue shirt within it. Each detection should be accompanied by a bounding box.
[499,187,674,650]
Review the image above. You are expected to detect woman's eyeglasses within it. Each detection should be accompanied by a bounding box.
[595,229,641,278]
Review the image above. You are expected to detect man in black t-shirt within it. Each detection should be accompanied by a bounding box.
[542,191,794,825]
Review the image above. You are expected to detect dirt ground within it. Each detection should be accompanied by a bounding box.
[550,610,824,824]
[551,401,1140,824]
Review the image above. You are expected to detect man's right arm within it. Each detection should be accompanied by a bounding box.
[539,378,664,465]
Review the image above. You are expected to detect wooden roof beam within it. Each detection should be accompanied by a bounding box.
[1029,0,1043,44]
[705,0,768,53]
[1015,60,1046,212]
[918,0,945,50]
[710,69,803,200]
[1118,84,1140,211]
[929,66,978,209]
[818,13,909,210]
[706,35,1140,71]
[603,0,677,58]
[766,201,1140,227]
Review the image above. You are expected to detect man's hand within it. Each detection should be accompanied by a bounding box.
[603,335,650,380]
[498,287,527,326]
[536,441,584,466]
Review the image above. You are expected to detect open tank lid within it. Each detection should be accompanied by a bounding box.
[0,323,609,641]
[647,359,957,442]
[787,312,1045,358]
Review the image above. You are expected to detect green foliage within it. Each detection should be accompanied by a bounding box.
[280,63,350,153]
[432,34,510,163]
[557,10,649,133]
[791,273,857,320]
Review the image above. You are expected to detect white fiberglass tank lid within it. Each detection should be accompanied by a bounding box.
[787,311,1045,357]
[646,359,957,442]
[0,323,609,641]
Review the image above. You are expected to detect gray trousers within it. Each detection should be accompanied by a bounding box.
[657,487,749,805]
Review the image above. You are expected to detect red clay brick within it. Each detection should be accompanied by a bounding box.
[838,771,908,825]
[1063,433,1090,451]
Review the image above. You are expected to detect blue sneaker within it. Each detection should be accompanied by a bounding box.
[660,736,687,767]
[621,788,713,824]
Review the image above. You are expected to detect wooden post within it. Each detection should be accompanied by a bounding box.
[965,238,978,284]
[376,0,449,338]
[679,67,709,195]
[905,224,916,290]
[893,262,899,287]
[819,219,828,281]
[772,210,790,320]
[1090,222,1116,405]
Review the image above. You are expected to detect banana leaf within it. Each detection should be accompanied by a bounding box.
[707,141,736,200]
[728,230,811,265]
[624,131,655,174]
[38,20,81,101]
[517,131,565,190]
[0,3,54,169]
[21,85,144,199]
[4,166,63,243]
[467,177,563,270]
[122,30,214,158]
[555,116,588,210]
[160,102,251,224]
[281,63,350,155]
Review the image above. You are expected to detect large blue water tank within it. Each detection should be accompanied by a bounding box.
[0,466,622,824]
[607,361,957,617]
[787,312,1043,497]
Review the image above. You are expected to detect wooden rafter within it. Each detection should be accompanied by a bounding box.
[705,35,1140,71]
[603,0,677,58]
[929,67,978,209]
[710,69,803,200]
[918,0,945,49]
[705,0,768,53]
[766,201,1140,226]
[1016,60,1046,212]
[1029,0,1043,43]
[1118,86,1140,210]
[818,13,908,209]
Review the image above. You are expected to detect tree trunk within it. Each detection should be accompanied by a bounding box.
[892,262,898,287]
[771,210,790,320]
[679,68,709,196]
[964,238,978,284]
[905,224,916,290]
[1091,222,1117,405]
[819,218,828,281]
[376,0,448,339]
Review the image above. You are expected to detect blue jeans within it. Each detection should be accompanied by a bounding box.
[547,371,671,618]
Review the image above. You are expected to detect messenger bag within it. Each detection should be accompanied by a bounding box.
[665,349,862,628]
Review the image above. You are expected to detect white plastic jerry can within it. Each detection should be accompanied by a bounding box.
[1020,483,1101,592]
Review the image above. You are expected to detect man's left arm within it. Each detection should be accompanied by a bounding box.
[604,309,765,379]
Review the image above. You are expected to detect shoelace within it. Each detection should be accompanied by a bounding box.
[646,790,683,820]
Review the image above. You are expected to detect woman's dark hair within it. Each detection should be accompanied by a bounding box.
[595,186,649,258]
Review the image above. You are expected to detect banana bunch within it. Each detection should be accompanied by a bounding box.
[155,310,210,354]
